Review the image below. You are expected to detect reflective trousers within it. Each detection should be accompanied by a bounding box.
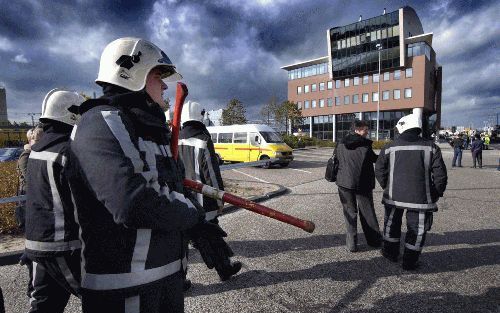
[29,251,81,313]
[382,206,433,265]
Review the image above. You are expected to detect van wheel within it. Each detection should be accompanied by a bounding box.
[260,156,271,169]
[279,162,289,168]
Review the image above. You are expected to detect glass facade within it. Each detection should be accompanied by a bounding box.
[363,110,411,140]
[312,115,334,140]
[408,42,432,61]
[287,62,328,80]
[329,10,400,78]
[335,113,357,140]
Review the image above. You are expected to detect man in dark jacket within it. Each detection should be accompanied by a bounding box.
[178,101,242,281]
[66,37,203,313]
[24,88,84,312]
[375,113,447,270]
[450,134,464,167]
[470,133,483,168]
[334,120,381,252]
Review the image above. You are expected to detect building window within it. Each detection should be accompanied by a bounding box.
[335,96,340,106]
[352,94,359,104]
[406,67,413,78]
[335,80,341,88]
[373,73,379,83]
[319,99,325,108]
[319,82,325,91]
[297,102,302,109]
[297,86,302,94]
[394,89,401,100]
[404,88,412,98]
[304,85,310,93]
[394,70,401,80]
[327,97,333,107]
[383,72,390,81]
[327,81,333,90]
[372,92,379,102]
[312,100,317,108]
[304,100,310,109]
[362,93,369,103]
[311,84,317,92]
[353,77,360,86]
[363,75,369,85]
[344,95,350,105]
[383,90,390,101]
[344,78,350,87]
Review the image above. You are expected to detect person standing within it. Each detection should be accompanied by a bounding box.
[24,89,84,312]
[375,113,447,270]
[178,101,242,281]
[484,134,490,150]
[66,37,203,313]
[450,135,464,167]
[334,120,381,252]
[470,133,483,168]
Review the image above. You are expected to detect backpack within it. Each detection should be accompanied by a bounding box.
[325,149,339,182]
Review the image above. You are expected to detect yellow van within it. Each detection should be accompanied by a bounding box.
[207,124,294,168]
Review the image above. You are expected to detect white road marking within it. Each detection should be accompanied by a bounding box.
[289,168,312,174]
[231,169,270,183]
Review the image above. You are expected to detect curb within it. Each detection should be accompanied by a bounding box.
[0,185,290,267]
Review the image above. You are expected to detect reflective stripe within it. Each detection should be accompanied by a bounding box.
[410,211,426,251]
[131,229,152,272]
[29,150,66,165]
[182,256,188,271]
[388,150,395,200]
[70,125,77,140]
[56,256,80,296]
[385,145,433,154]
[383,198,437,209]
[81,258,182,290]
[383,236,399,243]
[424,150,432,204]
[25,239,81,251]
[405,242,423,251]
[46,161,65,241]
[70,188,86,280]
[384,207,396,240]
[204,146,223,208]
[179,138,207,150]
[101,111,144,174]
[125,295,140,313]
[29,262,38,306]
[205,210,219,221]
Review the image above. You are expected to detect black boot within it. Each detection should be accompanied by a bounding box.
[217,261,242,281]
[346,233,358,252]
[183,279,192,292]
[381,241,399,262]
[402,248,421,270]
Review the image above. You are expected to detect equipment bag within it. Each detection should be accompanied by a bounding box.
[324,150,339,182]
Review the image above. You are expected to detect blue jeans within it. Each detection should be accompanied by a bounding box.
[452,148,462,167]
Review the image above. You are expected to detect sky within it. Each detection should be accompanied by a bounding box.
[0,0,498,128]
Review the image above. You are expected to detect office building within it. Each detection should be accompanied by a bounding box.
[281,6,442,140]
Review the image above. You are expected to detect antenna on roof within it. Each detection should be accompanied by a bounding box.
[383,8,386,14]
[359,15,362,21]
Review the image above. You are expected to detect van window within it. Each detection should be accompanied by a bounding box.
[211,133,217,143]
[233,132,247,143]
[219,133,232,143]
[260,131,283,143]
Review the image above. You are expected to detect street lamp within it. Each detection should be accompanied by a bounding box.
[376,43,382,141]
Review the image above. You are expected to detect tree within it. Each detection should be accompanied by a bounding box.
[221,98,247,125]
[259,95,279,126]
[275,100,303,134]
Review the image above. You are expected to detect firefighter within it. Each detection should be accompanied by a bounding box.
[65,37,210,312]
[178,101,242,281]
[375,113,448,270]
[24,88,84,312]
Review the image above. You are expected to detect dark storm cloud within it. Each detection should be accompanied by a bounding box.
[1,0,498,127]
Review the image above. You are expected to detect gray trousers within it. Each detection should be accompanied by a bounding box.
[338,187,382,249]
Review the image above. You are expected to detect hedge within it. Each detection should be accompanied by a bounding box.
[0,161,20,234]
[283,134,390,150]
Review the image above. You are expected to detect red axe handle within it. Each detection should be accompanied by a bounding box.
[183,179,316,233]
[171,82,188,160]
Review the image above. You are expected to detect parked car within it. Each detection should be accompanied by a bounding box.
[0,147,23,162]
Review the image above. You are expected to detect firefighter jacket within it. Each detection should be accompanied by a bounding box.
[25,122,81,260]
[335,133,378,192]
[375,129,448,211]
[179,121,224,221]
[66,89,199,293]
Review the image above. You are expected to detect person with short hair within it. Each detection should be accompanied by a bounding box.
[470,133,484,168]
[450,134,465,167]
[334,119,381,252]
[375,113,447,270]
[24,89,84,312]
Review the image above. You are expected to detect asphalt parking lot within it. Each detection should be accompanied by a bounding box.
[1,146,499,312]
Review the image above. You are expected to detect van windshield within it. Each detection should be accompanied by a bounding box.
[260,131,283,143]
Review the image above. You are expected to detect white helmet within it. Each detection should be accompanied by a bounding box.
[96,37,182,91]
[396,113,422,134]
[181,101,205,124]
[40,89,85,126]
